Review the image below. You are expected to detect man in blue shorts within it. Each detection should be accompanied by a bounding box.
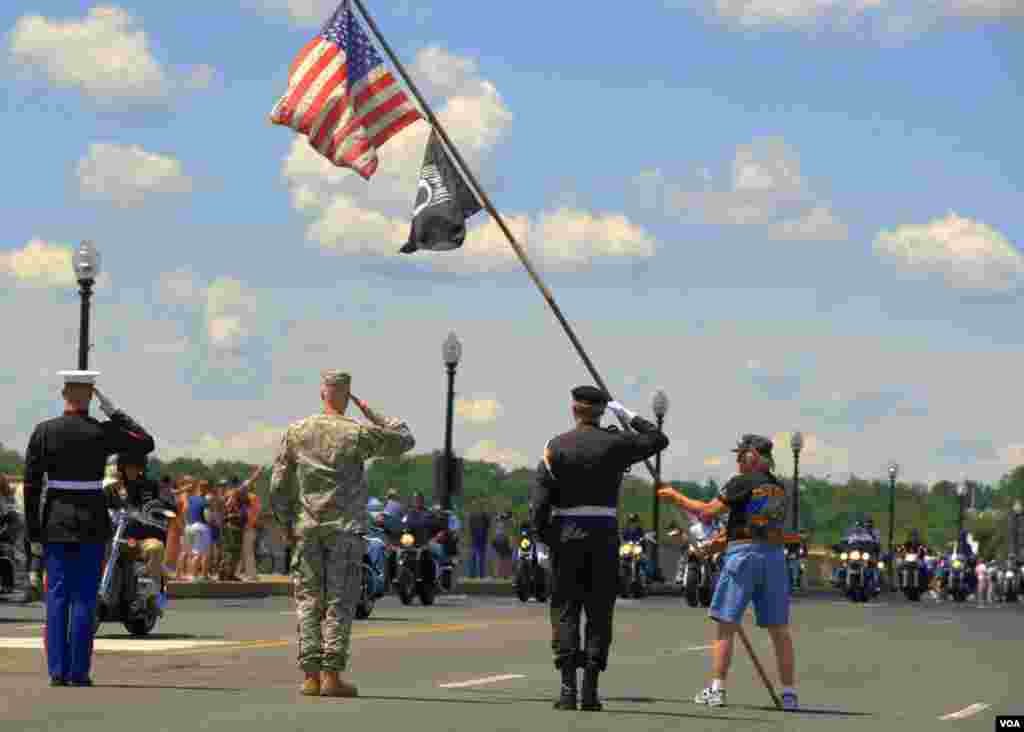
[658,434,798,710]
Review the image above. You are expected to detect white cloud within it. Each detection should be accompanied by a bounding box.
[682,0,1023,35]
[248,0,431,26]
[7,6,217,102]
[873,212,1023,291]
[158,269,204,306]
[770,431,851,476]
[455,398,503,425]
[76,143,193,206]
[463,439,531,470]
[1,239,75,287]
[635,137,845,239]
[162,423,285,464]
[205,277,257,350]
[767,205,849,241]
[280,47,655,270]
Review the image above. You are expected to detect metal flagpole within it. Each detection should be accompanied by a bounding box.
[352,0,659,480]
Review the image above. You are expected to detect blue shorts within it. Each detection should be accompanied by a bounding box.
[709,543,790,627]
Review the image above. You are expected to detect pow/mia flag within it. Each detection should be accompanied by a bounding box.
[400,130,482,254]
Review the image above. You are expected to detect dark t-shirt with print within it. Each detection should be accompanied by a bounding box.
[719,471,786,541]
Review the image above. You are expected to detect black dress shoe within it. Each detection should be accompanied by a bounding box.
[69,677,93,687]
[49,677,67,687]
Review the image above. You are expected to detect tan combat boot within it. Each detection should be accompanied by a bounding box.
[301,672,320,696]
[320,671,359,697]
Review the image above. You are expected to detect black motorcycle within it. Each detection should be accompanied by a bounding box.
[394,530,452,606]
[96,503,174,636]
[679,520,720,608]
[835,543,880,603]
[944,555,973,603]
[514,531,549,603]
[619,533,653,599]
[898,546,929,602]
[998,557,1020,603]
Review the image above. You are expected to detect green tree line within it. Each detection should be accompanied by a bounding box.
[4,444,1022,555]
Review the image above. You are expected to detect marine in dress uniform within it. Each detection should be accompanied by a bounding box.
[270,370,415,698]
[532,386,669,711]
[23,371,155,687]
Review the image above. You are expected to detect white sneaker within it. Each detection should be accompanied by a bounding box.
[695,687,726,707]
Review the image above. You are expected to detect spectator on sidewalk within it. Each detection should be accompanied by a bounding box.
[240,471,263,581]
[223,467,262,581]
[207,481,226,580]
[468,509,491,578]
[492,513,513,579]
[184,480,212,582]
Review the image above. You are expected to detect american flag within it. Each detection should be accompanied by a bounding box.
[269,0,421,180]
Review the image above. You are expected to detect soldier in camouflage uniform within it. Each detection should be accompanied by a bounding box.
[270,370,415,698]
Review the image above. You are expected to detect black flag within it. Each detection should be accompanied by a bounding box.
[400,130,482,254]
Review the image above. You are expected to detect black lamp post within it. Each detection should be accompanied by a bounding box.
[72,241,100,369]
[887,462,898,587]
[956,482,967,553]
[441,332,461,513]
[790,432,803,535]
[651,389,669,583]
[1012,500,1023,558]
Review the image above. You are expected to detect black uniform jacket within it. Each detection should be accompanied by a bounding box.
[531,416,669,545]
[24,410,155,544]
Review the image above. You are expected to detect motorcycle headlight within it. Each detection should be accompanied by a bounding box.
[850,551,861,561]
[952,560,962,569]
[632,545,643,557]
[1006,571,1015,579]
[520,538,531,550]
[840,552,848,561]
[863,552,871,560]
[905,553,918,562]
[400,533,414,547]
[620,543,633,557]
[877,562,885,569]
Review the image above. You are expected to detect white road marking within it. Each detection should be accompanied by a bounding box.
[439,674,525,689]
[0,638,235,652]
[686,644,714,651]
[938,703,989,721]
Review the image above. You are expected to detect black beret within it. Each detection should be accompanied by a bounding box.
[731,434,774,455]
[571,385,610,404]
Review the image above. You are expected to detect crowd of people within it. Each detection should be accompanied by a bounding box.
[116,469,284,582]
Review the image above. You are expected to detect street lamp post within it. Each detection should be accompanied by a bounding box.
[72,241,100,370]
[1012,500,1023,558]
[441,332,462,513]
[651,390,669,583]
[790,432,804,535]
[956,482,967,554]
[888,463,898,587]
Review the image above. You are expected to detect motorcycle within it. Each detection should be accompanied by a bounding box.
[944,555,972,603]
[836,544,881,602]
[785,539,807,592]
[0,508,23,598]
[679,520,720,607]
[394,530,453,606]
[619,532,654,599]
[514,531,549,603]
[999,557,1019,603]
[96,503,175,636]
[354,531,390,619]
[898,547,929,602]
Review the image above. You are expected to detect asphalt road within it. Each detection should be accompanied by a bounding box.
[0,591,1020,731]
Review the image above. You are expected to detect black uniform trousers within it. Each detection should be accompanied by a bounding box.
[553,525,619,672]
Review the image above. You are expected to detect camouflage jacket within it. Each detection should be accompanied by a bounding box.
[269,406,415,533]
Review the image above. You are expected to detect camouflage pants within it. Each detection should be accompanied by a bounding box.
[220,526,243,577]
[292,529,363,673]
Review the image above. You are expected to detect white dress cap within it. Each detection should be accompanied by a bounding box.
[58,370,101,385]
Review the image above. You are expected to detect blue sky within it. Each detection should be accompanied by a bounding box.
[2,1,1022,488]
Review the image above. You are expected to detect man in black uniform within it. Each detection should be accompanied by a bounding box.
[532,386,669,711]
[24,370,155,687]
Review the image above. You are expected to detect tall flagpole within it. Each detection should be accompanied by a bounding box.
[352,0,659,481]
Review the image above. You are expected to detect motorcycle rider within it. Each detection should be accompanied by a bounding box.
[402,494,449,567]
[0,475,30,602]
[109,452,174,597]
[621,514,653,581]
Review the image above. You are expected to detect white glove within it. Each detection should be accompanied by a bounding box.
[94,387,117,417]
[606,400,637,422]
